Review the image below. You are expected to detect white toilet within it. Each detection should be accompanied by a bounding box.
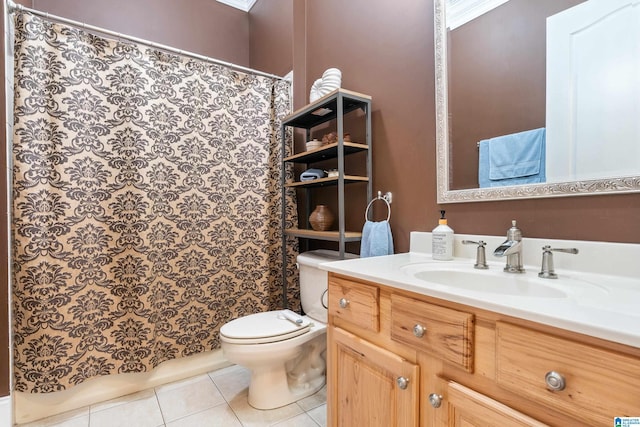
[220,250,355,409]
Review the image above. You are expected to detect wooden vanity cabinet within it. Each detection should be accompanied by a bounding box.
[326,272,640,427]
[327,275,419,426]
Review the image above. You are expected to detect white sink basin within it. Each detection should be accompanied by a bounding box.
[401,262,608,299]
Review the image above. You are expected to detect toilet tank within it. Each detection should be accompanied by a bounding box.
[297,250,357,324]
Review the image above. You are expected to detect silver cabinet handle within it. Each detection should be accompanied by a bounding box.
[339,298,349,309]
[428,393,443,408]
[396,376,409,390]
[545,371,566,391]
[413,324,426,338]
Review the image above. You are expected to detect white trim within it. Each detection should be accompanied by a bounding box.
[446,0,511,30]
[0,395,11,427]
[216,0,258,12]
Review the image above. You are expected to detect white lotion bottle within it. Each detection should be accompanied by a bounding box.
[432,210,454,260]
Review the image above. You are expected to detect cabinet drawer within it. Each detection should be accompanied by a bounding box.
[446,380,547,426]
[328,277,379,333]
[390,294,474,371]
[496,322,640,425]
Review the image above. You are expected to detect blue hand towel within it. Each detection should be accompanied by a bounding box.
[360,220,394,258]
[489,128,545,180]
[478,128,546,188]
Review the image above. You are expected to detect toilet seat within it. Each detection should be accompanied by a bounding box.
[220,311,312,344]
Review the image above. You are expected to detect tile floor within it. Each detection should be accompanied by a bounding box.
[17,365,327,427]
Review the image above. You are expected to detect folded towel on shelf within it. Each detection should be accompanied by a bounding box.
[300,168,327,181]
[478,128,546,188]
[360,220,394,258]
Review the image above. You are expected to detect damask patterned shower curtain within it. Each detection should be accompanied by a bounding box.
[11,12,298,393]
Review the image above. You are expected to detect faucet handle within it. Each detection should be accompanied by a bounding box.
[462,240,489,269]
[538,245,579,279]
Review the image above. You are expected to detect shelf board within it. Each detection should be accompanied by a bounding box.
[282,88,371,129]
[284,142,369,164]
[285,175,369,188]
[285,228,363,242]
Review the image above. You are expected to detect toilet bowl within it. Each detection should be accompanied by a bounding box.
[220,250,356,409]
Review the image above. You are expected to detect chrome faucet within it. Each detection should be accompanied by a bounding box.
[493,220,525,273]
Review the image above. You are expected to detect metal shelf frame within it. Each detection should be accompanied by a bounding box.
[280,89,372,308]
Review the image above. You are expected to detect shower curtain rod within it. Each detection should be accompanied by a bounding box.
[6,0,288,81]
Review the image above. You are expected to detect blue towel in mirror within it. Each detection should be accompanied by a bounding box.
[478,128,546,188]
[361,220,394,258]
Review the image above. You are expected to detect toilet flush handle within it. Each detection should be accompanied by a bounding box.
[339,298,350,309]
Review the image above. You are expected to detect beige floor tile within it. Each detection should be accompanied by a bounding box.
[295,385,326,412]
[306,404,327,427]
[165,404,242,427]
[89,393,164,427]
[208,364,245,379]
[226,389,304,427]
[209,365,250,402]
[156,374,225,423]
[270,413,320,427]
[89,388,156,414]
[17,409,89,427]
[23,365,327,427]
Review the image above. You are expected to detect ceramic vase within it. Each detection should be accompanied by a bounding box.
[309,205,334,231]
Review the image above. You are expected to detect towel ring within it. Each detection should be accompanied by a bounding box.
[365,192,391,222]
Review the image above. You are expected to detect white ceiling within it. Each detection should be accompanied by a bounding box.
[447,0,510,30]
[218,0,511,22]
[216,0,258,12]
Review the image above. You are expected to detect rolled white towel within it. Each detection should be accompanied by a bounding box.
[281,309,305,326]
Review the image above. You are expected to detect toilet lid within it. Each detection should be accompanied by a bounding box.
[220,311,311,344]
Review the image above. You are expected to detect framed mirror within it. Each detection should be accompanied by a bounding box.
[434,0,640,203]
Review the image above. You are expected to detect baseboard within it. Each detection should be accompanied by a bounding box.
[0,395,11,427]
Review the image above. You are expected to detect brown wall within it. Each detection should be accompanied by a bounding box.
[0,0,250,398]
[249,0,292,76]
[291,0,639,252]
[449,0,584,189]
[292,0,436,255]
[30,0,250,65]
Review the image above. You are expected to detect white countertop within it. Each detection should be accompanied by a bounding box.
[320,234,640,349]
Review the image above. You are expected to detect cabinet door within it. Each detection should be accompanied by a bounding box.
[328,326,419,427]
[446,381,547,427]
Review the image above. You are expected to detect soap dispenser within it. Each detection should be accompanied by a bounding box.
[432,210,454,260]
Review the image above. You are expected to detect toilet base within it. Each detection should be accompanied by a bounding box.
[247,334,326,409]
[248,371,325,410]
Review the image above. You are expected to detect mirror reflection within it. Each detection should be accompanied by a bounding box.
[440,0,640,198]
